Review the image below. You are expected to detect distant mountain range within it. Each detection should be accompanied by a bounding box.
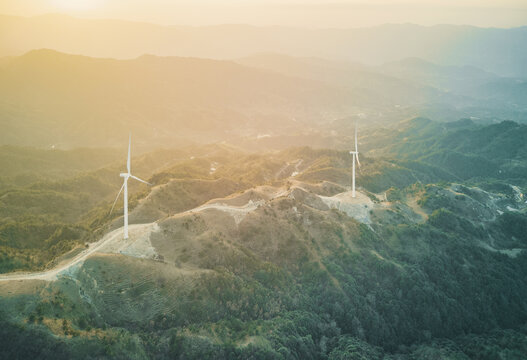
[1,49,526,150]
[0,49,362,148]
[1,14,526,77]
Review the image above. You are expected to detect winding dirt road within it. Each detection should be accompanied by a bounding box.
[0,181,372,283]
[0,199,266,282]
[0,225,148,282]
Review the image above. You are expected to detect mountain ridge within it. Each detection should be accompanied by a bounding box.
[2,13,527,76]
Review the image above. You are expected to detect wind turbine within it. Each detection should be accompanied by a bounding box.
[349,121,361,198]
[110,133,151,239]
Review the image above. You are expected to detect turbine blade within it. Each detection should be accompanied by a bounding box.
[127,132,131,174]
[110,182,125,214]
[356,153,361,168]
[130,174,152,186]
[355,121,358,153]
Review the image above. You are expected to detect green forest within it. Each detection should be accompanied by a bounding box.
[1,119,526,359]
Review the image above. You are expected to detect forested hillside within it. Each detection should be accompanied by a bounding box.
[0,119,526,359]
[364,118,527,186]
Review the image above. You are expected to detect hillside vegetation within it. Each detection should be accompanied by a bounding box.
[364,118,527,186]
[0,119,526,358]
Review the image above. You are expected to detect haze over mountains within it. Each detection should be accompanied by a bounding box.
[1,12,526,152]
[1,48,526,150]
[0,49,360,148]
[1,4,527,358]
[2,13,527,77]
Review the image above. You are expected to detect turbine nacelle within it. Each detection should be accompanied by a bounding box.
[120,172,130,178]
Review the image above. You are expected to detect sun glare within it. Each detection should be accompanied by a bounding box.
[52,0,102,11]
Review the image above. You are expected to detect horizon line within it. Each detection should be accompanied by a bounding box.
[1,12,526,31]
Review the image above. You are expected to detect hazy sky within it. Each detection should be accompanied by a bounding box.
[1,0,527,28]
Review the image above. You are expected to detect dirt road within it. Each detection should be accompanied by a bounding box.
[0,224,148,282]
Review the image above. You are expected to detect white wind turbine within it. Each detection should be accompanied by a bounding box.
[110,133,151,239]
[349,121,361,198]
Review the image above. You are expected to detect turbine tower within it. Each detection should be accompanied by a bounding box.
[110,133,151,239]
[349,121,361,198]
